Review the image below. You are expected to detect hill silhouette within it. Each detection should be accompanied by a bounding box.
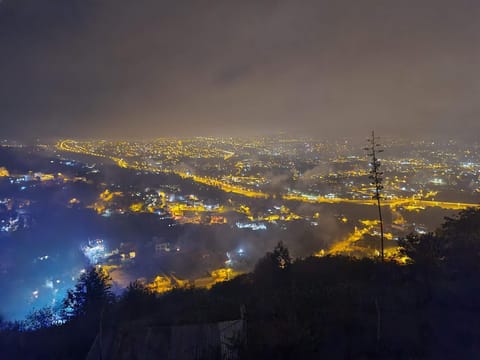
[1,209,480,359]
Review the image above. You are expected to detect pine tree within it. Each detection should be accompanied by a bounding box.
[272,241,291,269]
[62,267,114,323]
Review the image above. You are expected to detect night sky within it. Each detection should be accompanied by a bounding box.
[1,0,479,140]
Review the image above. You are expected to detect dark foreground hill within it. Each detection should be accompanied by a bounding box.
[1,209,480,359]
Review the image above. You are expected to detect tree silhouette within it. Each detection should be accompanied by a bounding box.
[400,208,480,273]
[254,241,291,283]
[365,131,385,261]
[62,267,114,323]
[272,241,291,269]
[24,307,57,331]
[399,233,444,268]
[117,280,157,322]
[439,208,480,273]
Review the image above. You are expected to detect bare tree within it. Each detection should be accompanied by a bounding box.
[365,131,385,261]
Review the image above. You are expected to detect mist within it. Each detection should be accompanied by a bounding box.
[1,0,479,140]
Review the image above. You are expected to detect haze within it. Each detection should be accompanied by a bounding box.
[1,0,479,140]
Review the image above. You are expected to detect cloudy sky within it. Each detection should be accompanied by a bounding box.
[0,0,479,140]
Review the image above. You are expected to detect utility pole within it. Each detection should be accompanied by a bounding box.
[365,131,385,261]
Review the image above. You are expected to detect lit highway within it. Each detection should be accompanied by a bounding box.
[57,139,480,213]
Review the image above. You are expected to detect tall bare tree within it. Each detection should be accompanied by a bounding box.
[365,131,385,261]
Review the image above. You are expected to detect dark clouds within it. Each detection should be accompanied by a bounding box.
[1,0,479,139]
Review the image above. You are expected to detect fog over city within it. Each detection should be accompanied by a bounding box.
[2,2,480,358]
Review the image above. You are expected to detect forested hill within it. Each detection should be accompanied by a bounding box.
[2,209,480,359]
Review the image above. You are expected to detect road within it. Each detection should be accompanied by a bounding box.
[57,139,480,212]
